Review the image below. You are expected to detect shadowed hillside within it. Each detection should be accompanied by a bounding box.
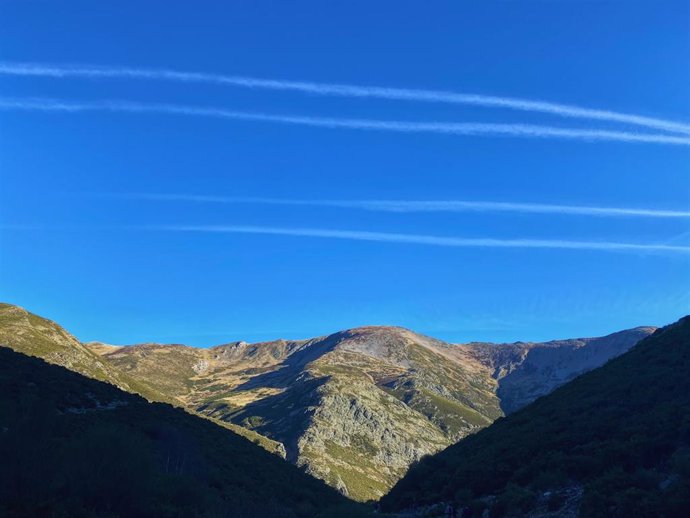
[0,347,369,518]
[463,326,656,414]
[381,316,690,518]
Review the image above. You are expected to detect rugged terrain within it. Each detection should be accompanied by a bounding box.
[463,326,656,414]
[91,326,503,499]
[0,302,654,502]
[381,316,690,518]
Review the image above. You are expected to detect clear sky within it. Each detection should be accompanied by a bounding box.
[1,1,689,346]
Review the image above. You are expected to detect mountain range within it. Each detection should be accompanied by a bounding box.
[0,302,654,502]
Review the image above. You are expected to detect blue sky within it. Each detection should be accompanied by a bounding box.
[1,1,689,346]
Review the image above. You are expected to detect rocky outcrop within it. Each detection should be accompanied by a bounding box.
[462,326,656,413]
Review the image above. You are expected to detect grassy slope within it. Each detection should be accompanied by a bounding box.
[381,316,690,517]
[0,303,172,404]
[0,347,369,518]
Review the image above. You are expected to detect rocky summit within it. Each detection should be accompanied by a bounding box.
[0,302,654,501]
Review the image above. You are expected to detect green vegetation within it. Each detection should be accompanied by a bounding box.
[383,384,492,435]
[381,316,690,517]
[198,413,286,456]
[0,347,367,517]
[307,441,394,500]
[403,343,502,422]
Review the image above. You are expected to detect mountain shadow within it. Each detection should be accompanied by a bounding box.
[229,332,343,392]
[381,316,690,518]
[0,347,370,518]
[466,326,655,415]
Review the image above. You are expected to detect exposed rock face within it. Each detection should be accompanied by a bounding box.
[272,327,498,499]
[0,302,655,502]
[462,326,656,414]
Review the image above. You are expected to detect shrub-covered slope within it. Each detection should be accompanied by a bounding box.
[0,347,365,518]
[381,316,690,517]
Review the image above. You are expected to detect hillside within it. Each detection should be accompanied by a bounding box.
[0,347,366,518]
[381,316,690,517]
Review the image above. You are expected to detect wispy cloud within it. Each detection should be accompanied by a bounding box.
[2,97,689,146]
[142,224,690,254]
[2,61,689,135]
[3,221,687,253]
[115,193,690,219]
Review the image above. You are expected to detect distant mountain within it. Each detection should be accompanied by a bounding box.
[381,317,690,517]
[463,326,656,414]
[0,302,654,502]
[0,348,363,518]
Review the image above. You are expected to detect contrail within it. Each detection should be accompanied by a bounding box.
[4,221,688,253]
[116,193,690,219]
[142,224,690,254]
[2,97,690,146]
[2,61,689,135]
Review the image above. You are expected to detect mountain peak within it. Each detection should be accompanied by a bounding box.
[322,325,451,360]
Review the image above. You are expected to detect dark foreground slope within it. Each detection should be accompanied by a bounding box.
[0,348,367,518]
[381,316,690,518]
